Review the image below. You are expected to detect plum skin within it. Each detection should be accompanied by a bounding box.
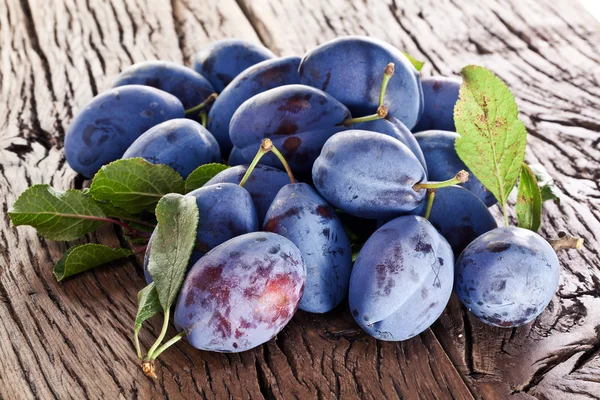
[122,119,220,178]
[264,183,352,313]
[349,215,454,341]
[413,76,461,133]
[174,232,306,352]
[455,227,560,328]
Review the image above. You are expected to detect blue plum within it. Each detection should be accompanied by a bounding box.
[122,119,220,178]
[263,183,352,313]
[112,60,215,122]
[312,130,427,219]
[299,36,423,129]
[349,215,454,341]
[455,227,560,328]
[192,39,276,92]
[415,130,497,206]
[208,56,301,153]
[174,232,306,352]
[65,85,184,177]
[230,85,351,173]
[413,76,461,133]
[227,147,247,166]
[204,164,291,224]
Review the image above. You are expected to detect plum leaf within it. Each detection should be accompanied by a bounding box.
[53,244,133,281]
[134,283,162,359]
[402,52,425,72]
[516,163,542,232]
[529,163,561,204]
[147,193,199,310]
[89,158,185,213]
[8,184,107,241]
[185,163,229,193]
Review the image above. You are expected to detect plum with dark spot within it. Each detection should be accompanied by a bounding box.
[349,216,453,341]
[229,85,351,173]
[413,76,461,133]
[263,183,352,313]
[415,130,497,206]
[174,232,306,352]
[192,39,275,92]
[204,164,291,224]
[208,56,301,153]
[122,119,220,178]
[455,227,560,328]
[64,85,184,177]
[312,130,427,219]
[299,36,423,129]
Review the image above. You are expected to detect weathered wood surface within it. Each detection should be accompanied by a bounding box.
[0,0,598,398]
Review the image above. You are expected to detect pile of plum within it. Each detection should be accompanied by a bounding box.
[64,36,563,353]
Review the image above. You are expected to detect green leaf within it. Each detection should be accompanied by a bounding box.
[185,163,229,193]
[403,52,425,72]
[91,198,156,232]
[147,193,199,310]
[53,244,133,281]
[89,158,185,213]
[8,184,108,241]
[134,283,162,359]
[454,65,527,213]
[516,163,542,232]
[528,163,560,204]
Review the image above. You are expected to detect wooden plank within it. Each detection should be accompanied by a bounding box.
[235,0,600,398]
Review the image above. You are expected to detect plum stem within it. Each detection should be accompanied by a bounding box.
[146,308,170,360]
[270,145,296,184]
[200,111,208,127]
[548,232,584,251]
[239,139,273,187]
[149,330,186,361]
[413,170,469,190]
[142,359,157,379]
[423,189,437,220]
[379,63,395,107]
[184,93,218,117]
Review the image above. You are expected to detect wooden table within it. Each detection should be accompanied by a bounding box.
[1,0,599,398]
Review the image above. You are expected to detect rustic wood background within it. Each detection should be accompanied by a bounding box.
[1,0,599,398]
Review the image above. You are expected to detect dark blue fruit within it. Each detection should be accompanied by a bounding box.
[192,39,275,92]
[112,61,215,122]
[455,227,560,328]
[413,76,460,133]
[263,183,352,313]
[122,119,220,178]
[227,147,247,166]
[299,36,423,129]
[415,130,497,206]
[230,85,351,173]
[313,130,427,218]
[208,56,301,153]
[349,215,453,341]
[204,164,291,224]
[65,85,184,177]
[174,232,306,352]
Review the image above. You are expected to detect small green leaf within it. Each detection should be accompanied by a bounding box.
[147,193,199,310]
[53,244,133,281]
[185,163,229,193]
[516,164,542,232]
[89,158,185,213]
[454,65,527,215]
[402,52,425,72]
[134,283,162,359]
[9,184,107,241]
[528,163,560,204]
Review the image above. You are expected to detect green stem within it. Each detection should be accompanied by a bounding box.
[413,170,469,191]
[239,139,273,187]
[423,189,436,220]
[135,332,142,359]
[200,111,208,127]
[184,93,218,116]
[150,330,186,361]
[502,202,509,227]
[379,63,395,107]
[270,145,296,184]
[146,308,170,360]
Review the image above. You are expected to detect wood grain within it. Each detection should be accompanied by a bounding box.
[0,0,598,398]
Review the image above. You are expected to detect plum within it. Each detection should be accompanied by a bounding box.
[455,227,560,328]
[64,85,184,178]
[413,76,461,133]
[208,56,301,153]
[174,232,306,352]
[264,183,352,313]
[349,215,454,341]
[122,119,220,178]
[227,147,247,166]
[192,39,275,92]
